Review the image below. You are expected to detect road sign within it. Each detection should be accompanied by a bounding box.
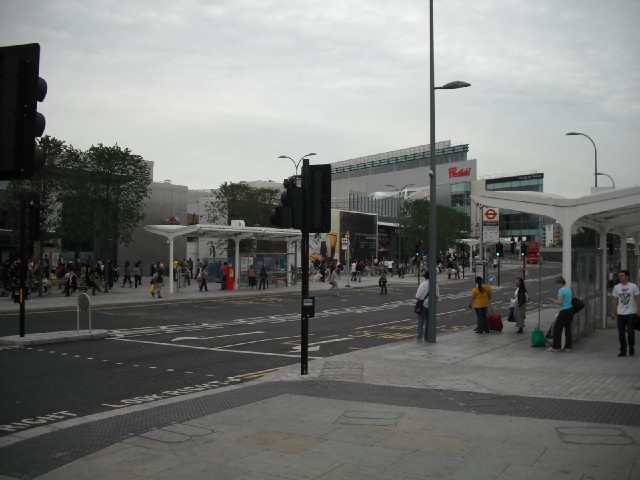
[483,208,499,222]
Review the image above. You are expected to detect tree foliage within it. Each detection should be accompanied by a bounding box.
[205,182,281,255]
[206,182,280,227]
[5,136,152,260]
[398,199,469,254]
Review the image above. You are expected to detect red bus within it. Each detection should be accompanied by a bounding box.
[525,240,540,264]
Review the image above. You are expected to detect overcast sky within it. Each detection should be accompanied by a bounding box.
[2,0,638,197]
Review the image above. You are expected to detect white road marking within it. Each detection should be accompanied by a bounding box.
[171,331,265,342]
[110,337,320,359]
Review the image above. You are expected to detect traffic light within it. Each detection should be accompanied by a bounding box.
[495,243,503,257]
[306,164,331,233]
[415,244,420,257]
[520,242,527,258]
[27,202,41,241]
[0,43,47,179]
[270,176,302,229]
[510,241,515,254]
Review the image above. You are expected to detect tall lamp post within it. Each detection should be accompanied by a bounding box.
[566,132,597,188]
[385,183,414,261]
[427,0,470,344]
[279,153,316,176]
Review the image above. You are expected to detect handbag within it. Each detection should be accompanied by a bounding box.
[531,328,546,347]
[414,293,429,314]
[571,289,585,313]
[546,320,555,339]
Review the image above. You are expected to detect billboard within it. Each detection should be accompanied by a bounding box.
[309,210,377,265]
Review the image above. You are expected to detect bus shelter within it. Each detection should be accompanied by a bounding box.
[471,182,640,328]
[144,224,302,294]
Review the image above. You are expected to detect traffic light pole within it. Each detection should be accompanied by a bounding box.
[19,199,27,336]
[300,159,310,375]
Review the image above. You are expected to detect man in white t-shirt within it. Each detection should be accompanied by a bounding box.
[414,272,440,342]
[611,269,640,357]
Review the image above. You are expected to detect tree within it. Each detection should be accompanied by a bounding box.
[398,199,469,254]
[206,182,280,227]
[205,182,281,255]
[6,138,152,262]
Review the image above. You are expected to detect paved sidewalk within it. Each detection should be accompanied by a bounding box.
[1,263,639,479]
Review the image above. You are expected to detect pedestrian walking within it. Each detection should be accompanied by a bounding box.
[378,268,387,295]
[514,277,527,333]
[122,260,133,287]
[547,276,573,352]
[247,265,257,289]
[469,276,492,334]
[197,265,208,291]
[328,267,339,295]
[611,269,640,357]
[133,262,142,288]
[415,271,439,342]
[155,263,165,298]
[258,266,268,290]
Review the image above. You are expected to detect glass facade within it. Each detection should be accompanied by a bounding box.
[486,174,544,239]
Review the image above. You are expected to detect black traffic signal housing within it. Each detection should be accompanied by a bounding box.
[415,244,421,257]
[520,242,527,258]
[510,240,516,254]
[27,202,41,242]
[270,176,302,229]
[0,43,47,179]
[495,243,503,257]
[306,164,331,233]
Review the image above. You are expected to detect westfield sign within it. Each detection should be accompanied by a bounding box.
[448,166,471,178]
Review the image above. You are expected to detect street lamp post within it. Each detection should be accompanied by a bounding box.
[596,172,615,188]
[279,153,316,176]
[427,0,470,344]
[566,132,598,188]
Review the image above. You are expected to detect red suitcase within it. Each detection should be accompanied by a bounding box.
[488,313,503,332]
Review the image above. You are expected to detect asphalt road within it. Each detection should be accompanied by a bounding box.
[0,264,561,436]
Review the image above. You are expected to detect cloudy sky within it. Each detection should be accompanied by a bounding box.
[2,0,638,197]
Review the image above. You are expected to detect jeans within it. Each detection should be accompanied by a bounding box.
[616,314,636,352]
[475,307,489,333]
[417,309,429,340]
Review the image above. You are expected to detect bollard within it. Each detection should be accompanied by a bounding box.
[77,293,92,333]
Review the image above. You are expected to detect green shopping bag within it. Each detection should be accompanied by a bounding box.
[531,328,546,347]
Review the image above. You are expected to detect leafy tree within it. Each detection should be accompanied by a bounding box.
[398,198,469,255]
[206,182,280,227]
[205,182,281,255]
[5,138,152,262]
[4,136,77,250]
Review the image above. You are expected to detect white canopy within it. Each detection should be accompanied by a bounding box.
[144,224,302,292]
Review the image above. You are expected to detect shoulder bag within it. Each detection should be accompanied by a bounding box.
[414,293,429,314]
[570,288,585,313]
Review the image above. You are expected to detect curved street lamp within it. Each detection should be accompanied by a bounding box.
[278,153,316,176]
[566,132,598,188]
[427,0,471,344]
[596,172,615,189]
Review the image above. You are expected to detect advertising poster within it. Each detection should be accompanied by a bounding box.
[309,210,377,266]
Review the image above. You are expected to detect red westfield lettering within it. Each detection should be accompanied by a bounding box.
[448,167,471,178]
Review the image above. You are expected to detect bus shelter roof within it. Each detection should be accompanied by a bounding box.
[144,224,303,242]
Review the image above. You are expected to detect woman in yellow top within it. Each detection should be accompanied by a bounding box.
[469,276,492,334]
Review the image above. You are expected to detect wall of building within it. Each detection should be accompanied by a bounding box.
[117,180,188,276]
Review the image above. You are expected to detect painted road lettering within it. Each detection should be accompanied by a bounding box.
[0,411,77,432]
[102,379,240,409]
